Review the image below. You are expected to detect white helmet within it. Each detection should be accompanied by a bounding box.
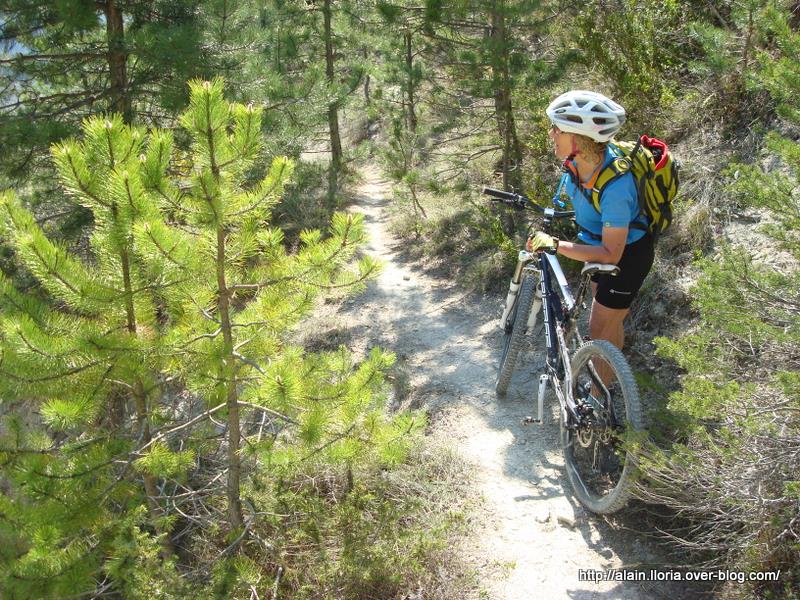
[546,90,626,143]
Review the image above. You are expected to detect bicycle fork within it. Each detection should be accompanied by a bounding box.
[525,270,574,427]
[525,273,550,425]
[499,251,540,329]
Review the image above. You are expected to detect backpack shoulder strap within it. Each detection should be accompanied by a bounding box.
[590,138,647,210]
[590,157,632,212]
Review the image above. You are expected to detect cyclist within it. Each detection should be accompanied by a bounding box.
[526,90,654,353]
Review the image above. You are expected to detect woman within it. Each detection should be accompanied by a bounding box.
[527,90,654,352]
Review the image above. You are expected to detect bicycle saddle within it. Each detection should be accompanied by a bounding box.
[581,263,620,277]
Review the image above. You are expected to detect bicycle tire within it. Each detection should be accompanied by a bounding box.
[495,273,537,397]
[560,340,645,514]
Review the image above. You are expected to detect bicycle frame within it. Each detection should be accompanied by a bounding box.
[484,186,643,514]
[482,186,618,426]
[517,250,592,427]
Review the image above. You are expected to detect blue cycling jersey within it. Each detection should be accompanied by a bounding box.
[563,146,647,246]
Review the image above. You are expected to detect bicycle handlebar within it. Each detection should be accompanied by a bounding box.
[482,187,518,201]
[482,187,575,219]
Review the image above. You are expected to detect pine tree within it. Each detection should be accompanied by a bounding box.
[374,2,426,135]
[255,0,369,203]
[137,77,382,529]
[0,0,209,186]
[0,114,178,596]
[0,77,411,596]
[421,0,545,189]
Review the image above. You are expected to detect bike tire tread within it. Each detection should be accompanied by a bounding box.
[495,274,537,397]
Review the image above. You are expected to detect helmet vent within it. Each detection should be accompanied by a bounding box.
[545,90,626,142]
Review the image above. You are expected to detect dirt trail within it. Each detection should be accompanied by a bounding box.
[326,166,695,599]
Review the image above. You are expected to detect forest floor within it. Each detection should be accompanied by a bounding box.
[303,165,706,599]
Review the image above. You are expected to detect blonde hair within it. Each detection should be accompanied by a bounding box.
[573,133,606,164]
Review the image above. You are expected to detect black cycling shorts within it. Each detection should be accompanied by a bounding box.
[591,234,655,310]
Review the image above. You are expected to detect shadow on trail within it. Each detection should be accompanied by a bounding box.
[565,584,703,600]
[340,192,499,404]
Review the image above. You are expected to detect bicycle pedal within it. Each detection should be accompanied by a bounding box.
[523,416,542,425]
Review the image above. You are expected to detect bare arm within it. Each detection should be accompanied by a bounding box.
[556,226,628,264]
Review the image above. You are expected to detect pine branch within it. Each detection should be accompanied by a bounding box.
[16,329,71,360]
[197,173,222,222]
[232,351,265,374]
[0,52,107,65]
[301,423,357,462]
[0,356,104,383]
[135,402,229,455]
[191,298,221,324]
[7,538,104,585]
[141,226,187,268]
[296,263,378,290]
[0,88,101,113]
[187,328,223,344]
[27,456,118,480]
[227,159,290,218]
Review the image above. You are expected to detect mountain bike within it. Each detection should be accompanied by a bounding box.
[483,186,645,514]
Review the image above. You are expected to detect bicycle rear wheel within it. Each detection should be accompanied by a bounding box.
[560,340,645,514]
[495,273,538,397]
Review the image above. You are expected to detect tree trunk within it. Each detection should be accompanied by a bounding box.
[133,383,175,558]
[276,34,283,74]
[410,184,426,220]
[216,226,244,531]
[362,47,371,107]
[497,88,523,190]
[323,0,342,204]
[488,1,522,192]
[740,4,755,76]
[405,31,418,133]
[121,247,174,557]
[103,0,132,123]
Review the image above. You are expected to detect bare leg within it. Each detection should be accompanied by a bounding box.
[589,300,629,350]
[588,284,630,390]
[589,283,629,349]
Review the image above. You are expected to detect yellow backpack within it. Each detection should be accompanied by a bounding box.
[567,136,680,240]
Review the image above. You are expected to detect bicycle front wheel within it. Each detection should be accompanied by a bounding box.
[561,340,645,514]
[495,273,538,396]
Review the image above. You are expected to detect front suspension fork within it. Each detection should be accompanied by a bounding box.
[500,251,540,329]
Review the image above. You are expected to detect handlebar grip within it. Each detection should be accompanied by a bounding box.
[482,187,518,201]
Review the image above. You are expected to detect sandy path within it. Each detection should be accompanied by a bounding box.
[324,166,697,599]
